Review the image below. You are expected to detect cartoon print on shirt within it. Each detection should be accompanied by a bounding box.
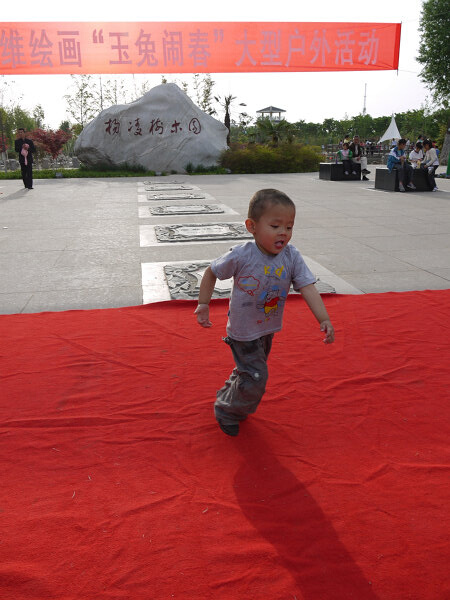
[237,275,260,296]
[256,285,288,321]
[264,264,286,279]
[238,262,288,322]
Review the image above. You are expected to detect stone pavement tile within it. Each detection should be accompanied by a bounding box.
[0,250,62,270]
[429,268,450,281]
[295,236,373,256]
[39,266,141,290]
[353,234,450,252]
[336,270,450,294]
[63,233,139,250]
[312,249,417,273]
[307,217,372,228]
[292,227,349,240]
[366,216,450,235]
[54,248,141,268]
[21,286,143,314]
[0,292,33,314]
[139,241,236,264]
[139,212,242,225]
[0,233,68,252]
[388,248,450,270]
[326,224,404,238]
[2,267,139,294]
[2,266,56,293]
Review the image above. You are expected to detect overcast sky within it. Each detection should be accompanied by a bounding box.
[1,0,430,128]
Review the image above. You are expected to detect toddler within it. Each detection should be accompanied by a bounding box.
[195,189,335,436]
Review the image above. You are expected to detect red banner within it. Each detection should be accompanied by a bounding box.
[0,22,401,75]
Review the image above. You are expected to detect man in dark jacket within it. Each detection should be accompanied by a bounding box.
[14,128,36,189]
[349,135,370,181]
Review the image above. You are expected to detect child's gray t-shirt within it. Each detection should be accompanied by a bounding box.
[210,241,316,341]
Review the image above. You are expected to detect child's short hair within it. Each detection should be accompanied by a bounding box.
[398,138,407,145]
[415,142,423,149]
[248,189,295,221]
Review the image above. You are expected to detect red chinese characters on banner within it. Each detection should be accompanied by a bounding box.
[0,22,401,75]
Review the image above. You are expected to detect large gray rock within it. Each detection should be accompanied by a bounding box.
[74,83,228,173]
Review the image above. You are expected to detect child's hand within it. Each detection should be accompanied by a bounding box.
[320,320,335,344]
[195,304,212,328]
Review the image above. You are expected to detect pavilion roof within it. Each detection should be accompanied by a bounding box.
[256,106,286,113]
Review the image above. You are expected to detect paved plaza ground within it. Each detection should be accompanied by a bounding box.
[0,169,449,315]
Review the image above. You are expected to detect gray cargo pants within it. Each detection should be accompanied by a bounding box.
[214,333,274,426]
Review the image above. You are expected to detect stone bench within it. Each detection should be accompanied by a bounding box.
[319,162,361,181]
[375,168,433,192]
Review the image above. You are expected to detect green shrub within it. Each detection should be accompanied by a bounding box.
[220,142,321,174]
[184,162,228,175]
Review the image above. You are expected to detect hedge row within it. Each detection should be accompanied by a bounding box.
[219,143,322,174]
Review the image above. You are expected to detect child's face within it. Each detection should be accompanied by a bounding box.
[246,203,295,256]
[398,142,406,150]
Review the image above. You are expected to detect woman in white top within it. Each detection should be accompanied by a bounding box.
[422,139,439,191]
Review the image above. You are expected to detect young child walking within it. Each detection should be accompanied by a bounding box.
[194,189,335,436]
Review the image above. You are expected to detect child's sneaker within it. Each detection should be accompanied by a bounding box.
[344,171,349,175]
[399,183,406,192]
[407,182,416,190]
[217,419,239,436]
[433,186,438,191]
[352,171,357,175]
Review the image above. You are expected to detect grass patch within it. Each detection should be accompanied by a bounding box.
[0,167,157,180]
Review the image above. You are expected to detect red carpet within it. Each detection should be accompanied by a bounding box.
[0,291,449,600]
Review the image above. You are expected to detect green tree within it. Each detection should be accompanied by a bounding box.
[214,94,236,145]
[256,118,295,146]
[33,104,45,128]
[64,75,96,129]
[199,74,216,115]
[59,120,71,133]
[101,77,128,109]
[417,0,450,106]
[130,75,152,101]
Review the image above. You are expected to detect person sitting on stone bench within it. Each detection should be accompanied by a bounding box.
[387,138,416,192]
[421,139,439,192]
[349,135,370,181]
[409,142,424,169]
[336,143,354,176]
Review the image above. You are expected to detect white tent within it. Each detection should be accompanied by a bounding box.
[379,115,401,143]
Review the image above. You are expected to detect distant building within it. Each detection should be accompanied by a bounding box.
[256,106,286,122]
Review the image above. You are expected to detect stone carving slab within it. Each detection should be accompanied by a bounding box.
[155,223,252,242]
[145,185,194,191]
[74,83,228,172]
[146,193,206,201]
[165,263,231,299]
[150,204,225,215]
[163,262,336,299]
[143,180,186,185]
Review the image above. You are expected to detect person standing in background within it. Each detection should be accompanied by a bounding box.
[15,128,36,190]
